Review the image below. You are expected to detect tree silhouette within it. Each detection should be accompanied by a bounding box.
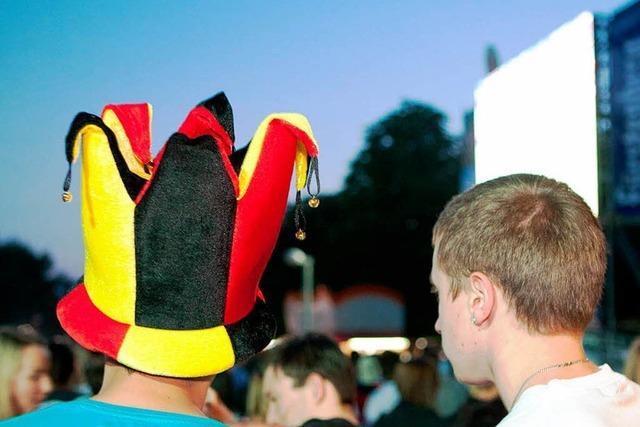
[0,241,73,336]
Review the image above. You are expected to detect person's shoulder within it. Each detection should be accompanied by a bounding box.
[1,400,85,426]
[498,366,640,427]
[1,399,228,427]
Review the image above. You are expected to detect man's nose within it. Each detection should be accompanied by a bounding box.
[434,317,442,335]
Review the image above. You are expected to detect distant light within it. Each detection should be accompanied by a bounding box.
[399,350,412,363]
[415,337,428,350]
[346,337,410,355]
[284,248,308,266]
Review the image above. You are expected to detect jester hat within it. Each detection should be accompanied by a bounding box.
[57,92,319,377]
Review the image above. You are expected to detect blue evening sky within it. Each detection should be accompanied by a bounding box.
[0,0,630,277]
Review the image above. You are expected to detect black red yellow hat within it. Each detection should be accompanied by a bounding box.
[56,93,319,377]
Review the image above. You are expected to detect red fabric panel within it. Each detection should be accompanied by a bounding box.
[56,284,129,359]
[136,101,241,204]
[178,106,239,195]
[224,119,316,324]
[103,104,152,165]
[178,106,232,154]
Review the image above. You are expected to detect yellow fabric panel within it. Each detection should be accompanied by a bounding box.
[102,108,152,180]
[117,325,236,377]
[238,113,318,199]
[80,125,137,324]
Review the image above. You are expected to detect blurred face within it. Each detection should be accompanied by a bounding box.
[263,365,312,427]
[431,246,483,384]
[11,345,53,415]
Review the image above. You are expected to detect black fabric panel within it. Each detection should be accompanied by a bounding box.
[229,143,249,175]
[227,300,276,363]
[65,112,147,200]
[134,133,236,329]
[199,92,235,143]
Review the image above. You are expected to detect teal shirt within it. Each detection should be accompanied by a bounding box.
[1,399,227,427]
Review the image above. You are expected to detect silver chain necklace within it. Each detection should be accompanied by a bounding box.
[511,358,590,408]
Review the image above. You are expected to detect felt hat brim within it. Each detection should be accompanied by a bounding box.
[57,282,274,377]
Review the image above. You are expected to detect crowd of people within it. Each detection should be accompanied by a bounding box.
[1,327,640,425]
[2,95,640,425]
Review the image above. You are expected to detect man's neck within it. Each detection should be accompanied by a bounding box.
[489,330,597,411]
[92,362,213,417]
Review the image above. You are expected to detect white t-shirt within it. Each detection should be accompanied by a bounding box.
[498,364,640,426]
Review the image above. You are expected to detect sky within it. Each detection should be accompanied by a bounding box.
[0,0,632,277]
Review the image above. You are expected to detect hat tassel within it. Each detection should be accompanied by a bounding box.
[294,156,320,240]
[62,162,73,202]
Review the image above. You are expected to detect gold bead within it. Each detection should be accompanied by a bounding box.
[62,191,73,203]
[295,229,306,241]
[308,197,320,208]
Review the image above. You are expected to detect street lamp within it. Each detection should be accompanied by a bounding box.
[284,248,315,333]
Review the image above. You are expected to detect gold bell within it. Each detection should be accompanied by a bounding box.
[308,197,320,208]
[62,191,73,203]
[295,229,306,241]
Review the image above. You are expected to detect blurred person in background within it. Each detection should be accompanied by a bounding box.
[624,337,640,384]
[203,386,237,424]
[0,327,53,420]
[373,358,449,427]
[362,351,400,426]
[43,338,84,403]
[431,174,640,426]
[450,384,507,427]
[354,354,381,417]
[432,353,468,418]
[82,351,104,395]
[245,371,268,422]
[262,333,359,427]
[222,371,271,427]
[212,366,252,417]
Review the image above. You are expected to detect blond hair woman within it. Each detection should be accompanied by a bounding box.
[0,327,53,419]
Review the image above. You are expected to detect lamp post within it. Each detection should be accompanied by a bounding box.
[284,248,315,333]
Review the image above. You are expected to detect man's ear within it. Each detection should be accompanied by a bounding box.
[304,372,326,403]
[468,272,496,327]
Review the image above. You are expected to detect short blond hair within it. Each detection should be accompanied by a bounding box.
[432,174,606,334]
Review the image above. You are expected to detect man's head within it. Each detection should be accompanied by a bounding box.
[262,333,356,427]
[431,174,605,380]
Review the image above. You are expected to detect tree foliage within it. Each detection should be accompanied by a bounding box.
[0,241,73,336]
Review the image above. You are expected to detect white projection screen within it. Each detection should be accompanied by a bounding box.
[474,12,599,215]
